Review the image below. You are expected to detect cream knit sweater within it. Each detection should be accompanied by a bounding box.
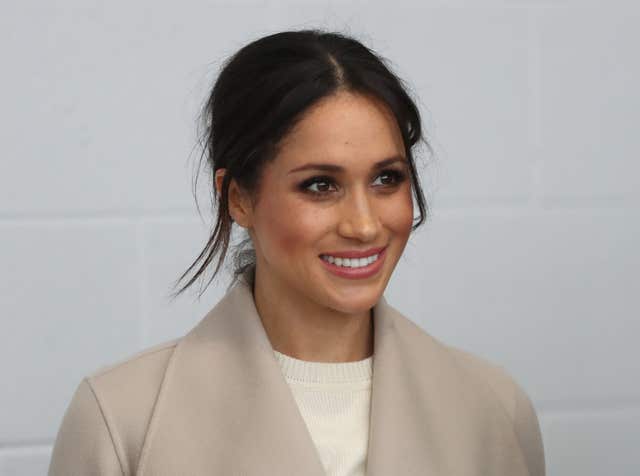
[273,349,373,476]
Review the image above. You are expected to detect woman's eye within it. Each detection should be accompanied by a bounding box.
[374,169,407,186]
[300,176,336,195]
[299,169,407,197]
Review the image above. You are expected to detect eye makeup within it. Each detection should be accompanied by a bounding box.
[297,168,408,197]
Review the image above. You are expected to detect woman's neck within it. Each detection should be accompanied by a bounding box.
[251,264,374,363]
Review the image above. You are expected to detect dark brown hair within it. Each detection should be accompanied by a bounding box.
[169,29,432,300]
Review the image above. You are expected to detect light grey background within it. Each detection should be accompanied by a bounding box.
[1,1,638,475]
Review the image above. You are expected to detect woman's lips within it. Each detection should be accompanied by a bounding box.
[319,246,387,279]
[319,245,387,259]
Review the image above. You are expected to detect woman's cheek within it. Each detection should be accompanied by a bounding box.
[260,199,326,253]
[388,189,414,234]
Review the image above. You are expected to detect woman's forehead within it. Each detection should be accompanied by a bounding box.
[275,92,404,166]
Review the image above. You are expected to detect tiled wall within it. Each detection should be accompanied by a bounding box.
[1,1,638,474]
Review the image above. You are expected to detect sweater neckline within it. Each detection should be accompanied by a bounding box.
[272,349,373,384]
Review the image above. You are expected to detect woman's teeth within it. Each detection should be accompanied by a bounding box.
[320,254,380,268]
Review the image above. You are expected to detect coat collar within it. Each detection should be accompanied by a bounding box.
[137,266,530,475]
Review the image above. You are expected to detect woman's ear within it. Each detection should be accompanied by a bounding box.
[214,168,253,228]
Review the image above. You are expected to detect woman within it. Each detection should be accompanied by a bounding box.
[49,30,546,476]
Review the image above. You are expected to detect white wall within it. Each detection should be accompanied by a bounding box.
[1,1,638,474]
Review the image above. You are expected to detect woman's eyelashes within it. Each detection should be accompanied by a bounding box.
[298,168,408,197]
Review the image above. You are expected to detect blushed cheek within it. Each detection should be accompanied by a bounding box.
[256,195,325,258]
[387,187,414,229]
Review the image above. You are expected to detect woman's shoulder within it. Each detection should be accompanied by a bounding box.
[392,308,533,412]
[391,307,535,417]
[88,337,180,384]
[442,343,546,475]
[443,344,524,416]
[384,305,545,475]
[49,338,182,475]
[85,337,182,427]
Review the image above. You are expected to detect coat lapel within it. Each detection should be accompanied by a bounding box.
[365,297,530,475]
[137,266,530,475]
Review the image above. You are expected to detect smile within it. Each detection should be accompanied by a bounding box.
[320,253,380,268]
[318,247,387,279]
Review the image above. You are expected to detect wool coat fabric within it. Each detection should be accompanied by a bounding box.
[49,266,546,475]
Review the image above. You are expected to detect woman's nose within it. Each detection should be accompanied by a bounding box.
[337,187,381,241]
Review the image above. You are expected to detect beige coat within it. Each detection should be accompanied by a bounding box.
[49,267,546,475]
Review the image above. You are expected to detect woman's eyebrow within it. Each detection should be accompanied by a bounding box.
[287,156,407,174]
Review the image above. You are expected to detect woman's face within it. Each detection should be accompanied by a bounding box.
[227,91,414,314]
